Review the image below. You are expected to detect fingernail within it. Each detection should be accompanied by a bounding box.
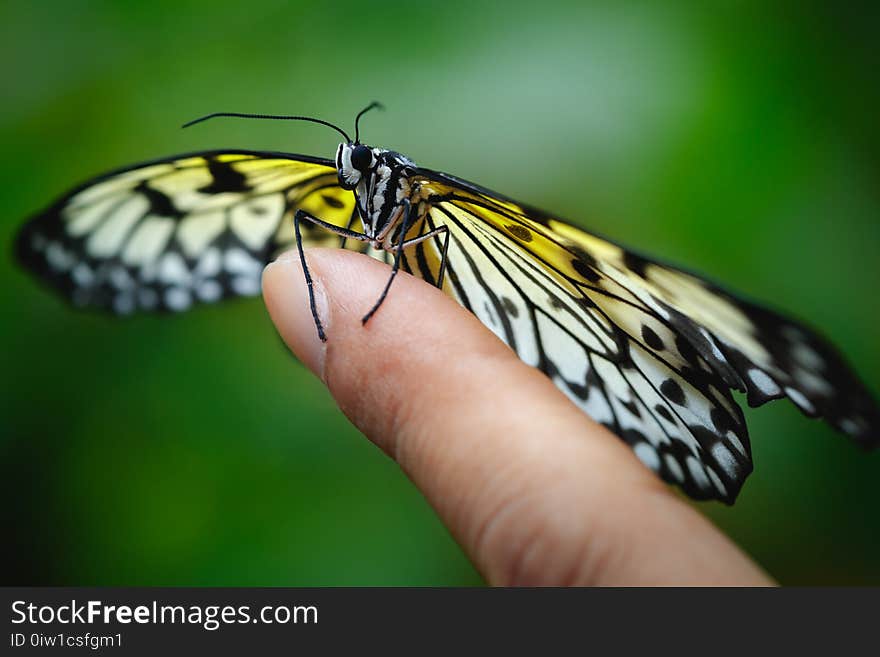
[263,251,328,380]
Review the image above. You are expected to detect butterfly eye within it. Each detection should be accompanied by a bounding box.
[350,145,372,171]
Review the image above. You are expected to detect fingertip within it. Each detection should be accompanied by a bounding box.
[262,246,527,446]
[262,250,328,379]
[260,247,772,585]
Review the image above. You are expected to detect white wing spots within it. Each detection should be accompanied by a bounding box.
[593,356,632,404]
[536,314,586,378]
[109,267,134,290]
[685,455,711,491]
[785,386,816,414]
[65,195,122,236]
[706,468,727,497]
[710,442,738,480]
[622,339,751,489]
[164,286,192,312]
[583,386,615,425]
[139,261,158,283]
[840,416,869,435]
[231,276,261,296]
[664,454,685,483]
[840,418,859,434]
[781,325,806,343]
[86,196,148,257]
[177,209,225,258]
[230,193,285,251]
[626,374,682,446]
[71,263,94,286]
[122,216,175,266]
[630,344,712,431]
[196,280,223,302]
[724,431,747,457]
[194,247,221,279]
[793,368,832,396]
[159,252,190,287]
[496,295,539,366]
[552,376,582,406]
[224,247,263,298]
[634,442,660,471]
[112,292,135,314]
[792,342,824,370]
[224,247,261,276]
[148,246,228,309]
[748,368,781,397]
[46,242,75,271]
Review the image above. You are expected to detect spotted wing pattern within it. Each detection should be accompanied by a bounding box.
[15,151,362,314]
[403,170,879,503]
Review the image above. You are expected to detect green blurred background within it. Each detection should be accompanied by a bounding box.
[2,1,878,585]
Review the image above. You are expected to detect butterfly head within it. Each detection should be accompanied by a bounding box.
[335,142,375,190]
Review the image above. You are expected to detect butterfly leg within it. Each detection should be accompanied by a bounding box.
[430,224,451,289]
[294,209,370,342]
[361,217,450,325]
[393,224,450,288]
[338,205,360,249]
[361,199,416,326]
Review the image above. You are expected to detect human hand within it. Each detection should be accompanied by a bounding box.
[263,249,774,586]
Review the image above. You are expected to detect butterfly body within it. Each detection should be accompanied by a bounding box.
[16,127,879,504]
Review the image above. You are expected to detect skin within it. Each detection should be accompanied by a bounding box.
[262,248,775,586]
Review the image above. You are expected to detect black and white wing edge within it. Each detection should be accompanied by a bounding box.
[399,168,879,503]
[15,150,363,314]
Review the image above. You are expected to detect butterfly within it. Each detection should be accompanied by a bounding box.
[15,103,879,504]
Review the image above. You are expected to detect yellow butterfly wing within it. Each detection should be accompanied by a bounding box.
[405,169,878,503]
[16,150,363,313]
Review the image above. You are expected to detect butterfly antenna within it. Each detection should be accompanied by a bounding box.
[182,112,352,143]
[354,101,384,143]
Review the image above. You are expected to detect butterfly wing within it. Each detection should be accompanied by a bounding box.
[406,169,879,503]
[15,150,364,314]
